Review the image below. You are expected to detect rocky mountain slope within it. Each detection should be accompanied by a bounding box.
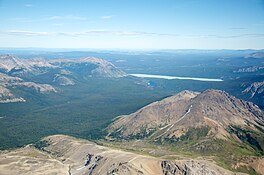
[50,57,127,78]
[0,55,56,75]
[0,72,56,103]
[0,85,25,103]
[0,55,127,102]
[0,135,246,175]
[243,81,264,98]
[107,90,264,156]
[235,66,264,73]
[0,54,127,79]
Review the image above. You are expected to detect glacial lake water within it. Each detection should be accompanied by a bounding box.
[130,74,223,82]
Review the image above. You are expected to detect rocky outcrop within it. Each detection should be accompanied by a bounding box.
[0,72,56,103]
[0,73,24,103]
[243,81,264,98]
[0,85,26,103]
[0,72,22,83]
[161,160,226,175]
[11,82,57,93]
[235,66,264,73]
[0,55,25,72]
[53,74,75,86]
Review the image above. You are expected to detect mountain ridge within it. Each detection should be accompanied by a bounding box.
[107,89,264,157]
[0,55,127,102]
[0,134,249,175]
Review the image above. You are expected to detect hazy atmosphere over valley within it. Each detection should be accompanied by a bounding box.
[0,0,264,175]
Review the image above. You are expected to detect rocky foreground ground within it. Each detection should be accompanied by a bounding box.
[0,135,252,175]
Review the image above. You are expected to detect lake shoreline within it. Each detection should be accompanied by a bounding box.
[130,73,223,82]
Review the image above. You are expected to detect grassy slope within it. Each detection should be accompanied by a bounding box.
[107,124,264,175]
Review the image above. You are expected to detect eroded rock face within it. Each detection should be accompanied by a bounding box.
[0,135,242,175]
[161,160,223,175]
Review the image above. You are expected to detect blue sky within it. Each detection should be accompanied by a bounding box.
[0,0,263,49]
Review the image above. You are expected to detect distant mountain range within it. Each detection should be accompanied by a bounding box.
[0,55,127,103]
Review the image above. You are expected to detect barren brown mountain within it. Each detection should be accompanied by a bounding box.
[108,90,263,138]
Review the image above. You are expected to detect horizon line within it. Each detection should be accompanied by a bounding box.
[0,47,263,51]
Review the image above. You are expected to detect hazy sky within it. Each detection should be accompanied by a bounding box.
[0,0,264,49]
